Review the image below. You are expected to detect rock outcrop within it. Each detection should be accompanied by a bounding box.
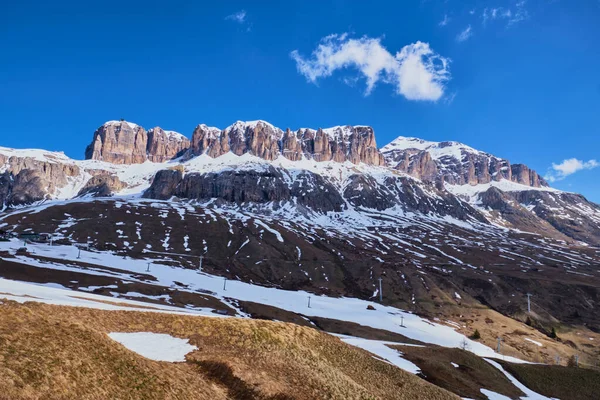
[511,164,547,187]
[147,127,190,162]
[77,174,126,197]
[189,121,385,166]
[0,150,80,208]
[85,121,148,164]
[381,137,546,188]
[0,170,47,207]
[190,124,223,157]
[85,121,190,164]
[144,169,183,200]
[86,120,386,166]
[280,128,303,161]
[144,166,346,213]
[0,152,80,194]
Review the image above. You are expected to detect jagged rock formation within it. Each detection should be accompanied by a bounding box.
[281,128,303,161]
[190,121,385,165]
[85,121,148,164]
[83,119,387,167]
[85,121,189,164]
[511,164,545,187]
[146,127,190,163]
[190,124,224,158]
[381,137,547,188]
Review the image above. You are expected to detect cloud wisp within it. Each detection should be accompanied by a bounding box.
[456,25,473,42]
[482,1,528,27]
[225,10,246,24]
[545,158,600,182]
[225,10,252,31]
[290,34,451,101]
[439,14,450,27]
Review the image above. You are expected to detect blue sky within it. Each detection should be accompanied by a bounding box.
[1,1,599,201]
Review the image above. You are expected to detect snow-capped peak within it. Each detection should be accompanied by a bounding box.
[103,120,140,130]
[164,130,187,141]
[0,146,74,164]
[148,127,188,142]
[322,125,355,140]
[225,120,280,133]
[381,136,487,161]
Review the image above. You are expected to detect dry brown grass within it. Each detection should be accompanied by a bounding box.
[67,295,165,310]
[436,306,600,365]
[168,165,185,173]
[0,300,459,400]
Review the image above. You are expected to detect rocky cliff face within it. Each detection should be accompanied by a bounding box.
[190,121,385,166]
[381,137,547,188]
[85,121,189,164]
[146,127,190,163]
[0,170,47,207]
[511,164,546,187]
[190,124,225,158]
[297,126,385,165]
[0,150,81,208]
[86,120,385,166]
[145,166,346,213]
[85,121,148,164]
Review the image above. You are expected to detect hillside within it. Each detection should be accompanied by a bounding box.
[0,295,457,399]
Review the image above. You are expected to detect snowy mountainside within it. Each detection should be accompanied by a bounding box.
[381,136,548,188]
[2,195,600,333]
[1,119,600,245]
[3,120,600,369]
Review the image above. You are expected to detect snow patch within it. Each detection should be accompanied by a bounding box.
[108,332,197,362]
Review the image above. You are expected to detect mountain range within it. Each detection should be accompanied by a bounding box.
[1,119,600,341]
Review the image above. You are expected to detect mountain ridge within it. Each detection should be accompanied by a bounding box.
[1,119,598,249]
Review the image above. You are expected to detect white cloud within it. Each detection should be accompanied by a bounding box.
[456,25,473,42]
[439,14,450,27]
[290,34,451,101]
[225,10,246,24]
[482,1,529,27]
[545,158,600,182]
[508,1,529,26]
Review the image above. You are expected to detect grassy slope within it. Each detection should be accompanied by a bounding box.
[393,345,524,400]
[0,300,458,400]
[498,361,600,400]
